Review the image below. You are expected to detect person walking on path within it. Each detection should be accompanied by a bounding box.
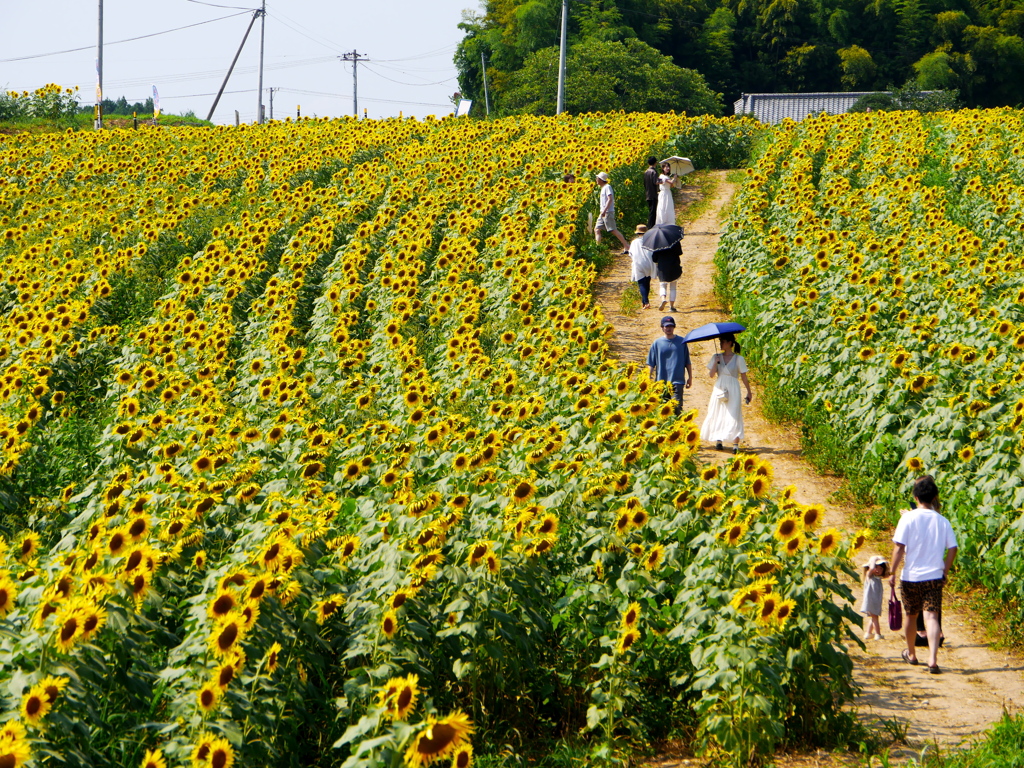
[647,316,692,415]
[643,156,659,228]
[595,172,629,253]
[699,333,753,453]
[889,474,958,674]
[860,555,888,640]
[655,161,680,226]
[629,224,654,310]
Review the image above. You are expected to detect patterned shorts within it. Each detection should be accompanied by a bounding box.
[901,578,945,615]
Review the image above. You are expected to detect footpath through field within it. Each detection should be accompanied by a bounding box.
[592,171,1024,763]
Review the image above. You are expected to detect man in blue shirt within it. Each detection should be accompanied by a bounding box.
[646,316,692,415]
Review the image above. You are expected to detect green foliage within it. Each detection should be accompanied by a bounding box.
[502,38,723,116]
[455,0,1024,112]
[922,713,1024,768]
[718,108,1024,627]
[849,83,961,113]
[668,116,768,170]
[0,83,80,123]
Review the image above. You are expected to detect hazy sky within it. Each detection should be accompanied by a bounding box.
[2,0,481,124]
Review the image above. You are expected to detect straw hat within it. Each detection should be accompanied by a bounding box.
[634,224,647,235]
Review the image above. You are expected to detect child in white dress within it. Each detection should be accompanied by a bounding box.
[860,555,888,640]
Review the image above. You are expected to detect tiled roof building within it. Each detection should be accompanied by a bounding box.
[733,92,876,124]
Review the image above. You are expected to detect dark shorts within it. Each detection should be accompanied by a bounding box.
[901,578,944,615]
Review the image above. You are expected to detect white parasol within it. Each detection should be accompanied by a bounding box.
[659,156,695,176]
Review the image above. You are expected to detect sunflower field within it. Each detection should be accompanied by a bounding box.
[1,112,860,768]
[719,108,1024,624]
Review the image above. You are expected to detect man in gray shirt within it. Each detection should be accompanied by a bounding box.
[646,316,692,415]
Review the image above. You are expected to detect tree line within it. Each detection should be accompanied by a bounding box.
[455,0,1024,116]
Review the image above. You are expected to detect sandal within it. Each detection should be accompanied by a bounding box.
[901,649,918,666]
[927,665,940,674]
[715,442,723,451]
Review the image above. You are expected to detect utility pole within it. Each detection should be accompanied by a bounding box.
[207,10,261,123]
[556,0,568,115]
[256,0,266,123]
[480,50,491,117]
[341,51,368,117]
[95,0,104,130]
[268,87,278,120]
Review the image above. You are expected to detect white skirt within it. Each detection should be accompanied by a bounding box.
[700,373,744,442]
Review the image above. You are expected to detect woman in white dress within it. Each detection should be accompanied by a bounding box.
[699,334,753,453]
[655,162,679,226]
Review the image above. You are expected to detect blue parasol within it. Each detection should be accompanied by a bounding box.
[682,321,746,344]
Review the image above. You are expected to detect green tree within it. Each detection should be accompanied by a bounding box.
[913,45,973,93]
[503,38,723,115]
[962,25,1024,106]
[838,45,878,88]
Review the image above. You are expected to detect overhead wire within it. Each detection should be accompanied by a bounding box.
[185,0,258,10]
[361,63,456,88]
[0,11,251,63]
[278,87,449,108]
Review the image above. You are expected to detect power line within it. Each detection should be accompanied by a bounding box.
[185,0,257,10]
[277,87,448,108]
[362,63,456,88]
[0,11,251,63]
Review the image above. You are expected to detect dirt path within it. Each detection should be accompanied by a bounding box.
[595,171,1024,761]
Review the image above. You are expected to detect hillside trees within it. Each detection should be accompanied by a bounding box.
[455,0,1024,113]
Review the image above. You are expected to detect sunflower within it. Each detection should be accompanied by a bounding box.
[816,528,842,556]
[722,521,748,546]
[315,597,344,624]
[404,712,474,768]
[747,475,771,498]
[0,720,30,768]
[643,544,665,572]
[958,445,975,461]
[21,684,51,725]
[264,642,283,674]
[54,603,83,653]
[774,598,797,628]
[381,610,399,639]
[451,743,474,768]
[0,575,17,616]
[783,534,804,556]
[17,532,40,561]
[509,479,536,505]
[773,515,802,542]
[756,594,779,626]
[197,683,220,714]
[384,673,419,720]
[209,616,244,658]
[850,529,870,554]
[38,675,68,705]
[207,737,235,768]
[616,628,641,654]
[621,601,641,630]
[672,488,691,508]
[748,557,780,578]
[801,505,824,531]
[696,491,724,513]
[906,456,924,471]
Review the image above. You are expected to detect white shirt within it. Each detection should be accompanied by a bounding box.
[892,507,957,581]
[599,184,614,216]
[628,237,654,281]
